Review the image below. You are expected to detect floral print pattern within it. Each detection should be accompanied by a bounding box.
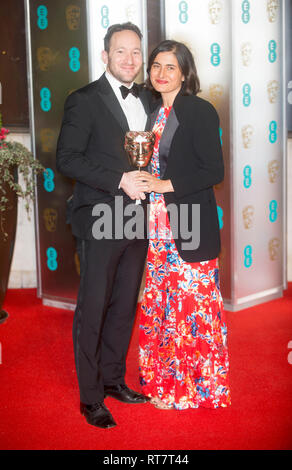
[139,107,231,409]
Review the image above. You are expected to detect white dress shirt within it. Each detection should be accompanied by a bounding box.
[105,71,147,131]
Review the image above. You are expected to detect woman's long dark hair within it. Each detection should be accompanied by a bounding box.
[146,40,201,96]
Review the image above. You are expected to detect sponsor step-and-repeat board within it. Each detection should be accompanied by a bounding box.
[26,0,287,310]
[164,0,286,310]
[26,0,89,308]
[231,0,285,308]
[26,0,147,308]
[164,0,232,303]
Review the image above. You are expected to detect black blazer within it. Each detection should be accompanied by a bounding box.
[56,73,151,239]
[151,91,224,263]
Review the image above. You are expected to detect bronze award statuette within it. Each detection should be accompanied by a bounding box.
[124,131,156,204]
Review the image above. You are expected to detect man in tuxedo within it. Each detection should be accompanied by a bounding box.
[56,23,151,429]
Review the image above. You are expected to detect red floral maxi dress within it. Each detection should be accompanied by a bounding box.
[139,106,231,409]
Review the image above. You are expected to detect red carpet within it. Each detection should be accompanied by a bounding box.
[0,285,292,450]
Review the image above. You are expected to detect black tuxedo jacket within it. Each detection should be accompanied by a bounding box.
[56,73,152,239]
[151,91,224,262]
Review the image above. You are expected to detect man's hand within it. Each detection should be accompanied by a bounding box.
[119,171,149,200]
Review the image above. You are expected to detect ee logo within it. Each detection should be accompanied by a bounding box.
[178,1,188,24]
[219,127,223,146]
[40,87,51,112]
[37,5,48,30]
[46,247,58,271]
[269,120,277,143]
[243,165,252,188]
[269,200,278,222]
[268,40,277,63]
[43,168,55,192]
[243,83,251,107]
[101,5,109,29]
[211,43,221,66]
[244,245,253,268]
[241,0,250,24]
[69,47,80,72]
[217,206,223,230]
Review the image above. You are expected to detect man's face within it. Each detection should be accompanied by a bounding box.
[102,30,142,85]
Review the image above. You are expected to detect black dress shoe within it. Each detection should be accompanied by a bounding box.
[80,402,116,428]
[104,384,150,404]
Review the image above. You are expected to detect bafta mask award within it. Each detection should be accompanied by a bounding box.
[124,131,156,204]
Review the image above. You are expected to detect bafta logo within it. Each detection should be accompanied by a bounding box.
[66,5,81,30]
[37,47,59,71]
[242,205,255,229]
[43,208,58,232]
[267,0,279,23]
[268,159,279,183]
[267,80,279,103]
[268,237,280,261]
[241,42,252,67]
[126,4,137,22]
[40,128,55,153]
[209,83,224,108]
[242,125,254,149]
[208,0,223,24]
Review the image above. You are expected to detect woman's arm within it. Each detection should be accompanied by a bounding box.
[138,173,174,194]
[138,99,223,198]
[169,100,224,199]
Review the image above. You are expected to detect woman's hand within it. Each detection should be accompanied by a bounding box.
[119,170,149,200]
[138,171,174,194]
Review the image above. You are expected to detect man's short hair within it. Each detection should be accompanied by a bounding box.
[104,22,143,52]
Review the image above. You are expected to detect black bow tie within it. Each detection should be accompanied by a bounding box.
[120,84,139,99]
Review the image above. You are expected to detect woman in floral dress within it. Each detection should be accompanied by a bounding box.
[138,40,231,410]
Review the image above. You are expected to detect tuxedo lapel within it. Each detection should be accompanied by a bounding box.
[150,107,160,130]
[138,87,149,111]
[97,74,129,135]
[97,75,153,133]
[138,86,151,130]
[150,106,179,178]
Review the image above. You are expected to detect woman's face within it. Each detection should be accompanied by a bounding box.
[150,51,184,103]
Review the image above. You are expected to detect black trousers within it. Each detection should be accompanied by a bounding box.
[73,236,148,404]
